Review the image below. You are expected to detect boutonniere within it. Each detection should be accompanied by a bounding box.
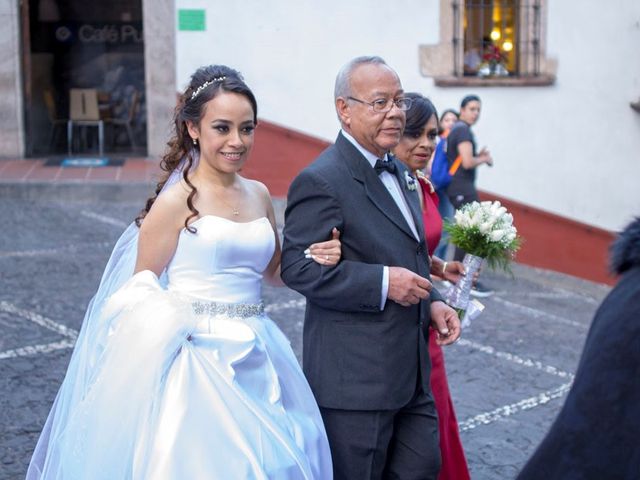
[404,171,417,191]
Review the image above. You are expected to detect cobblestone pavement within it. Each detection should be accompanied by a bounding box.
[0,184,611,479]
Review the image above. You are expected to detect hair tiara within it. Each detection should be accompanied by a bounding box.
[191,76,226,100]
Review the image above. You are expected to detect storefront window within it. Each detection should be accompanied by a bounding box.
[23,0,146,156]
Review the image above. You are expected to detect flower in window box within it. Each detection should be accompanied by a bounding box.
[478,44,509,77]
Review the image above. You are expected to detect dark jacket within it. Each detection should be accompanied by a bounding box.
[518,217,640,480]
[281,133,442,410]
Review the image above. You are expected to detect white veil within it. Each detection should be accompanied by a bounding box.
[26,152,199,479]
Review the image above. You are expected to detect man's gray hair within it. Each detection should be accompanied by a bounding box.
[334,56,388,100]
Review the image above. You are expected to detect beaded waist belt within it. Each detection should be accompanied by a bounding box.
[191,300,265,319]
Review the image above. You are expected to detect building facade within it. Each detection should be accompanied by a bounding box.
[2,0,639,283]
[174,0,640,283]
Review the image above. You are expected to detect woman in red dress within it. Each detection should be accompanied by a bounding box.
[392,92,471,480]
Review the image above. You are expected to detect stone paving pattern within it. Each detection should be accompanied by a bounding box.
[0,183,611,479]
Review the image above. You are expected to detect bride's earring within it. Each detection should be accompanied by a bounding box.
[192,138,198,146]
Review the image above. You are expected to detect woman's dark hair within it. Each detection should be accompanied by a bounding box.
[438,108,459,134]
[439,108,459,122]
[402,92,439,138]
[460,94,481,108]
[135,65,258,232]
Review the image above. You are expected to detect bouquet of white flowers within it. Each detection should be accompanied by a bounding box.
[443,200,522,324]
[445,200,521,270]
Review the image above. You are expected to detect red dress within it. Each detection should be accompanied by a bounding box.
[418,175,471,480]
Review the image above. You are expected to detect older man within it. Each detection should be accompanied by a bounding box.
[281,56,461,479]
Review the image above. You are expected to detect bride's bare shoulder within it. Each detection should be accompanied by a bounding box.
[143,181,192,229]
[241,177,270,200]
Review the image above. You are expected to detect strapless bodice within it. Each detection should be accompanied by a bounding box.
[165,216,275,303]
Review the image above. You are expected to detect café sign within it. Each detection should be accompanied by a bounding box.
[54,23,143,45]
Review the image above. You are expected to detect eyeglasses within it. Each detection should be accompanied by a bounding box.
[347,96,413,113]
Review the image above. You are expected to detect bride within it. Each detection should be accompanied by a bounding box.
[27,65,338,479]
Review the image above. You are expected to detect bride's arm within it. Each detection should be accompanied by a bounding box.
[134,190,187,277]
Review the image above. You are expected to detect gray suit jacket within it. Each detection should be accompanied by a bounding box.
[281,132,443,410]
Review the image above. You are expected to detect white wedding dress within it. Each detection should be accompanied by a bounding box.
[27,215,332,479]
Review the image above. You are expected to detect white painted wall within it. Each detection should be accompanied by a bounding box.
[176,0,640,232]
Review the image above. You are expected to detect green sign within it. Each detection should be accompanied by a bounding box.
[178,9,206,31]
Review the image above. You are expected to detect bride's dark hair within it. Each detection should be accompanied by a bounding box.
[135,65,258,232]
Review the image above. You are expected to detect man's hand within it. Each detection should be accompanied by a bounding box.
[430,301,461,346]
[388,266,432,307]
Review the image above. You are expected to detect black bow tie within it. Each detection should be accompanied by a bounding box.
[374,158,396,175]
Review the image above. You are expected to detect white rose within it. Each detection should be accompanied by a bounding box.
[479,221,493,234]
[489,229,507,242]
[458,211,473,228]
[468,211,482,227]
[486,213,501,227]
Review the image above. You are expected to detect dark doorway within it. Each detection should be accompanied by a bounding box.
[21,0,147,157]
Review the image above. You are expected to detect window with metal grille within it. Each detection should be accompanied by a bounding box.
[453,0,543,78]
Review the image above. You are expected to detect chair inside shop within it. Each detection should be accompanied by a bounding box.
[67,88,104,156]
[106,87,139,148]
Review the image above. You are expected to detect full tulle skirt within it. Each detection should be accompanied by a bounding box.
[27,271,332,479]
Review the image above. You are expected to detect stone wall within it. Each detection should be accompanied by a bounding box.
[142,0,176,160]
[0,0,24,158]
